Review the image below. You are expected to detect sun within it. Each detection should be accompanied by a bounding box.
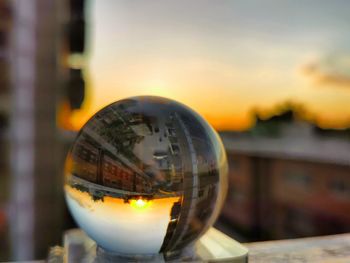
[130,198,152,211]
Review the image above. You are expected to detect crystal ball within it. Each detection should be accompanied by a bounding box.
[64,96,228,257]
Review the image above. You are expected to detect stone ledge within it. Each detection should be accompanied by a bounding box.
[246,233,350,262]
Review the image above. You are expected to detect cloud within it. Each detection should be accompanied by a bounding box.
[301,55,350,89]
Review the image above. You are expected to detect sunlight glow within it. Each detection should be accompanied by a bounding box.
[130,198,152,211]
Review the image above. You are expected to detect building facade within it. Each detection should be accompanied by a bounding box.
[221,122,350,241]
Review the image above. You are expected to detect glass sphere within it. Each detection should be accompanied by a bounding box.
[64,96,228,257]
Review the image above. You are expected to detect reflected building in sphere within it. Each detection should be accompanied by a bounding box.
[64,96,228,257]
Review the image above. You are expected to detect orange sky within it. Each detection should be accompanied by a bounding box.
[64,1,350,131]
[66,185,180,215]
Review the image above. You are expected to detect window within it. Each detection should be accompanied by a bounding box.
[170,143,180,155]
[329,179,350,199]
[167,128,176,136]
[284,170,312,189]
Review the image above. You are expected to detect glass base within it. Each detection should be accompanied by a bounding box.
[49,227,248,262]
[96,246,167,263]
[94,243,198,262]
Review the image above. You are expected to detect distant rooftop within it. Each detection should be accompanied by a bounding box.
[220,122,350,166]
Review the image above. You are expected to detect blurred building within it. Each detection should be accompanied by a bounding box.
[0,1,12,261]
[3,0,87,261]
[220,119,350,241]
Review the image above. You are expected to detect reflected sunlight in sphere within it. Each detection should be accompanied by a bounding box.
[130,198,152,210]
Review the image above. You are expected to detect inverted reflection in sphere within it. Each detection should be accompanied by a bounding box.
[64,96,228,257]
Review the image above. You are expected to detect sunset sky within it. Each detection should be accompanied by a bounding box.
[69,0,350,131]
